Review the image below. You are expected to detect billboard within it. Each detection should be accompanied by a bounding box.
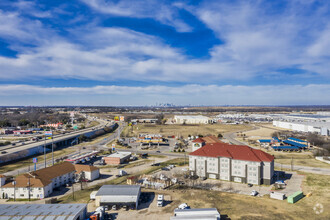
[120,116,125,121]
[44,131,53,136]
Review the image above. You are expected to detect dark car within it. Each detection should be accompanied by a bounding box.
[156,150,161,153]
[248,183,253,187]
[1,151,7,154]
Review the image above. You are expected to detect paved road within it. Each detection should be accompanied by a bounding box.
[3,121,123,176]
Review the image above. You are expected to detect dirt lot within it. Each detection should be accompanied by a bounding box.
[122,124,252,138]
[87,169,329,220]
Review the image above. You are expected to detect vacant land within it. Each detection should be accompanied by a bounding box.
[242,125,288,140]
[122,124,252,138]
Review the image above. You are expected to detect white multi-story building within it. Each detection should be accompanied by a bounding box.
[189,137,274,185]
[0,162,99,199]
[173,115,211,124]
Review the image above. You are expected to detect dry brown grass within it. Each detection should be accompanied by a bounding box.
[123,124,252,138]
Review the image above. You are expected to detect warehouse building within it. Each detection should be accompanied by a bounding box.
[103,151,132,165]
[0,204,87,220]
[171,208,221,220]
[95,185,141,209]
[273,121,330,136]
[173,115,211,124]
[189,138,275,185]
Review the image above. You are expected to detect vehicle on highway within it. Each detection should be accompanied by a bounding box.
[1,151,7,154]
[156,150,161,153]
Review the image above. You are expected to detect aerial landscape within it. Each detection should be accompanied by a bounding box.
[0,0,329,220]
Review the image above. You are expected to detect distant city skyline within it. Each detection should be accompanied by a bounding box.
[0,0,330,105]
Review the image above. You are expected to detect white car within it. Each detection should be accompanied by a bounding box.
[178,203,189,210]
[250,190,258,196]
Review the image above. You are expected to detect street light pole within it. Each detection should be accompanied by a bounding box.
[44,135,46,168]
[51,130,54,166]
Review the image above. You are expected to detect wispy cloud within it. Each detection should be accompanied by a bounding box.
[0,84,329,105]
[80,0,193,32]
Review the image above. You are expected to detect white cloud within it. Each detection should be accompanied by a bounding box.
[79,0,192,32]
[0,0,329,86]
[0,84,329,105]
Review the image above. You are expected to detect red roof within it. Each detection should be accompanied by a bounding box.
[189,143,274,162]
[192,136,223,144]
[192,137,205,143]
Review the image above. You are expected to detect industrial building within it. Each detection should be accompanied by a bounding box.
[189,137,275,185]
[95,185,141,209]
[273,120,330,136]
[171,208,221,220]
[0,162,99,199]
[0,204,87,220]
[173,115,211,124]
[103,151,132,165]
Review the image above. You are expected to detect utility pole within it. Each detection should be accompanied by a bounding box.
[72,184,75,201]
[44,135,46,168]
[13,179,16,202]
[28,176,31,202]
[52,129,54,166]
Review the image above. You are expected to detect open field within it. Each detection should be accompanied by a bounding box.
[260,149,330,169]
[241,124,290,140]
[122,124,252,138]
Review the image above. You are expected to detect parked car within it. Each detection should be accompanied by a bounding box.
[247,183,253,187]
[178,203,189,210]
[250,190,258,196]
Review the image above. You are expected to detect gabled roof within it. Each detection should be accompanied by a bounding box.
[192,136,222,144]
[189,143,274,162]
[29,161,76,180]
[192,137,205,143]
[1,174,52,188]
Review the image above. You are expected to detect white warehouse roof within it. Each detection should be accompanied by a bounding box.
[171,208,221,220]
[104,151,131,159]
[0,204,86,220]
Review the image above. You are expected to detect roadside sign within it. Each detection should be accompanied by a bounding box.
[44,131,53,136]
[33,158,38,163]
[120,116,125,121]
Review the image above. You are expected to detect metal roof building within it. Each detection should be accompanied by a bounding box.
[171,208,221,220]
[95,185,141,209]
[0,204,87,220]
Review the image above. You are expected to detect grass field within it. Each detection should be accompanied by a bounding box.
[264,150,330,169]
[122,124,252,138]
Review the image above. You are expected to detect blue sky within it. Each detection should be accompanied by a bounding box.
[0,0,329,106]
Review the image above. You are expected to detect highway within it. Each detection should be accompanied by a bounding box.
[3,121,124,176]
[0,116,112,163]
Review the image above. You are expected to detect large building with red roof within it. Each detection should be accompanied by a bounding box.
[189,136,275,185]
